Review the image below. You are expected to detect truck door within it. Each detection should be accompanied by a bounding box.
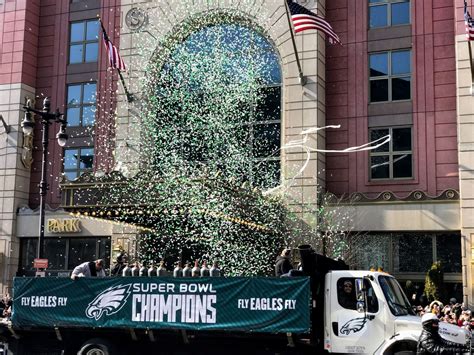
[328,277,385,354]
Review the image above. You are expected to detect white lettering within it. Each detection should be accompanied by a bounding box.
[184,295,195,323]
[28,296,57,307]
[132,294,141,321]
[131,293,217,324]
[159,294,173,322]
[206,295,217,323]
[133,283,175,293]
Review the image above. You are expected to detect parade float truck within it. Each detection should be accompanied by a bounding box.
[0,247,471,355]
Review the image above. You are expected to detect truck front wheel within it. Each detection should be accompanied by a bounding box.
[77,338,117,355]
[387,341,417,355]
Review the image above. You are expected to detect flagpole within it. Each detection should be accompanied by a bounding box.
[284,0,306,86]
[467,1,474,92]
[98,16,134,103]
[118,70,134,103]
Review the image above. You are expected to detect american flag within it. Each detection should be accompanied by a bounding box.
[286,0,341,45]
[465,1,474,41]
[100,20,126,71]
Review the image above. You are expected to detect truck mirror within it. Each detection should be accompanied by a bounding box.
[355,278,365,302]
[357,301,365,313]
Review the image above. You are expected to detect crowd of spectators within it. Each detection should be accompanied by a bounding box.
[413,298,474,332]
[0,294,12,323]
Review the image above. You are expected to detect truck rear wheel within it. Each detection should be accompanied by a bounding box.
[77,338,117,355]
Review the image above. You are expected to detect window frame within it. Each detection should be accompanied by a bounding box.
[369,126,413,180]
[66,81,97,127]
[19,237,111,273]
[63,147,95,180]
[66,82,97,127]
[337,277,380,313]
[247,83,282,188]
[69,20,99,64]
[159,24,282,189]
[369,49,412,103]
[368,0,411,29]
[348,232,462,275]
[67,237,111,270]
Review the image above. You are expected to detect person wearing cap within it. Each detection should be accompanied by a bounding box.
[416,312,469,354]
[71,259,106,280]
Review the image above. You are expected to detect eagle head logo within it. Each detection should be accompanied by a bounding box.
[340,317,368,336]
[86,284,132,320]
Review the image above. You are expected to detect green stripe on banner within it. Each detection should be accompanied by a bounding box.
[12,277,311,334]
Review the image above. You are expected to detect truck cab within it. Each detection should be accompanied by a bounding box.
[324,270,471,354]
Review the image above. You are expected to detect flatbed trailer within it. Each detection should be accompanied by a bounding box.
[1,248,472,355]
[2,276,315,355]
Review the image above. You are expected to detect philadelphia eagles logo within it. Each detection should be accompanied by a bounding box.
[340,317,368,335]
[86,284,132,320]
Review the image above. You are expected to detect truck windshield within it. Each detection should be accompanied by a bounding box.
[378,275,415,316]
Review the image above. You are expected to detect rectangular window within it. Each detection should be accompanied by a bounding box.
[69,20,99,64]
[337,277,379,313]
[392,234,433,272]
[369,0,410,29]
[370,50,411,103]
[348,234,391,271]
[436,234,462,273]
[63,147,94,180]
[251,85,281,188]
[68,238,111,270]
[66,82,97,126]
[19,237,111,275]
[349,232,462,290]
[369,127,412,180]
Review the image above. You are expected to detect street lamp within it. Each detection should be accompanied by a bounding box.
[0,115,11,134]
[22,98,68,260]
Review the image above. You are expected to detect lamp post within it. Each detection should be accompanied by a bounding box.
[22,98,68,260]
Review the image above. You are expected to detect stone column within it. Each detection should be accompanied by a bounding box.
[455,32,474,307]
[0,84,37,294]
[0,1,40,294]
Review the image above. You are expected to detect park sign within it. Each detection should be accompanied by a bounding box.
[12,276,311,333]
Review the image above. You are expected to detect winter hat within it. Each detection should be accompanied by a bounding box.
[421,313,439,324]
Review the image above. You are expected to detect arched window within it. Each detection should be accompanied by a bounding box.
[155,24,282,188]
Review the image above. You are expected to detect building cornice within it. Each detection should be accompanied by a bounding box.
[326,189,459,205]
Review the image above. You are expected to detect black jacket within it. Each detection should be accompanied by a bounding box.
[416,323,469,354]
[111,262,125,276]
[275,256,293,277]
